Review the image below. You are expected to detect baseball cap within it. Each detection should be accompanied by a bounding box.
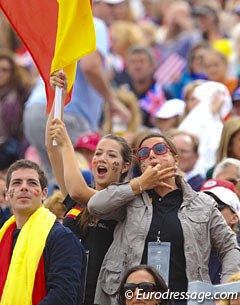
[200,179,240,215]
[93,0,125,4]
[74,133,101,152]
[200,179,237,193]
[154,99,185,119]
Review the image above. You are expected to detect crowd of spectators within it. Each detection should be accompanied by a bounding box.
[1,0,240,305]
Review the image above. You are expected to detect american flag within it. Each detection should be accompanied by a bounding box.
[154,52,186,85]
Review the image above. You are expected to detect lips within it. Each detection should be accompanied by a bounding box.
[17,194,31,200]
[97,165,108,177]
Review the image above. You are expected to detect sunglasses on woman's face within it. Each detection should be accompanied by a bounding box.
[123,282,157,295]
[137,142,170,161]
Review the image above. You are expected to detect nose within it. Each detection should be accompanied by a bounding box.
[133,287,143,300]
[149,148,156,159]
[98,153,108,162]
[20,181,29,191]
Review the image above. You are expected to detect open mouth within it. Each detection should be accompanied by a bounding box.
[97,166,108,176]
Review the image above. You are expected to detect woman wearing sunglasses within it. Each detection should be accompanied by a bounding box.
[88,133,240,305]
[117,265,173,305]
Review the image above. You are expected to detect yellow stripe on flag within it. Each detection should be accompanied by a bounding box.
[51,0,96,94]
[67,208,82,217]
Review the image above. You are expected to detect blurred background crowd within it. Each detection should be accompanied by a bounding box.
[1,0,240,196]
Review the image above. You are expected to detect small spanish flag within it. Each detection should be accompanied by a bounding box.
[0,0,96,113]
[66,206,83,220]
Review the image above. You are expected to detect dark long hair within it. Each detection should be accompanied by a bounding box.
[117,265,174,305]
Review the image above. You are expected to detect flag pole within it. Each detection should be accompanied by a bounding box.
[52,85,62,146]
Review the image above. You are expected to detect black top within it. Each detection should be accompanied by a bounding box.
[63,195,116,285]
[142,189,188,296]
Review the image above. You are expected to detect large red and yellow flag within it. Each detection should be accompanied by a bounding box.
[0,0,96,113]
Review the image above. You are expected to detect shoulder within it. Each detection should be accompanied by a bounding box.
[182,178,217,210]
[47,222,85,252]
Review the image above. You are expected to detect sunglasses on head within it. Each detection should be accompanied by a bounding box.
[137,142,170,161]
[123,282,156,295]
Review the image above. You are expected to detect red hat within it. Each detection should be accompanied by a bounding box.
[200,179,237,194]
[74,133,101,152]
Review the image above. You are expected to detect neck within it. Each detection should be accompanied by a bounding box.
[154,178,178,197]
[14,214,32,229]
[206,28,221,42]
[132,78,152,95]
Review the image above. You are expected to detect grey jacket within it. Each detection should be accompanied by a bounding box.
[88,178,240,305]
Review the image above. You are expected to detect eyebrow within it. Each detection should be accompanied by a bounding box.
[96,148,119,153]
[11,178,40,184]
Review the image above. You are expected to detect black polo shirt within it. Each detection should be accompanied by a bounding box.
[141,188,188,296]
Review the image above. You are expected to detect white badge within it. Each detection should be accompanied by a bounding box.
[147,241,171,285]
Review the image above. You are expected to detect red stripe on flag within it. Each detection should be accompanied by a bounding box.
[0,0,58,109]
[154,53,186,85]
[0,0,95,113]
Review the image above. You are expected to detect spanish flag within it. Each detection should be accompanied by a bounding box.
[0,0,96,113]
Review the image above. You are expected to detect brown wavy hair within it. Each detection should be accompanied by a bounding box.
[78,134,132,233]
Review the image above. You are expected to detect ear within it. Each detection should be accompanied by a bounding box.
[5,190,10,203]
[230,213,239,226]
[121,162,131,174]
[174,154,179,167]
[42,188,48,202]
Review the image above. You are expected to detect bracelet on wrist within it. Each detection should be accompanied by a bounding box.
[136,179,143,193]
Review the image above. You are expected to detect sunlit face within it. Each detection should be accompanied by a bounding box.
[127,52,155,83]
[110,30,126,56]
[153,117,178,133]
[0,179,7,206]
[0,58,13,88]
[216,165,240,199]
[229,130,240,160]
[93,2,113,24]
[6,168,47,217]
[196,14,215,33]
[190,47,209,74]
[204,53,227,83]
[219,206,239,228]
[139,137,178,173]
[172,134,198,173]
[112,2,129,21]
[92,138,129,190]
[125,270,158,305]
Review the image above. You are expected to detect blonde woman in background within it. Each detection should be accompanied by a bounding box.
[103,87,142,144]
[107,20,146,79]
[44,190,66,223]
